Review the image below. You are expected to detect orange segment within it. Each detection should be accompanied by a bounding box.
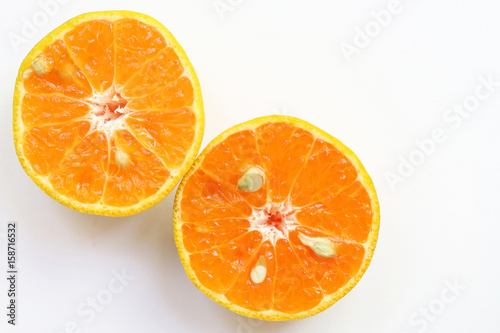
[188,231,263,294]
[48,131,108,204]
[21,94,90,127]
[273,239,323,314]
[22,39,92,98]
[291,139,358,207]
[180,169,252,222]
[23,121,91,176]
[289,228,365,294]
[114,18,167,87]
[181,222,249,253]
[256,123,315,202]
[125,107,195,169]
[182,217,250,229]
[225,241,276,311]
[14,11,204,216]
[121,47,184,97]
[200,130,267,208]
[295,182,374,243]
[63,20,115,92]
[103,130,170,207]
[126,76,194,110]
[174,116,379,320]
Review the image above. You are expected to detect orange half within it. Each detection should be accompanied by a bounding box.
[174,116,379,320]
[13,11,204,216]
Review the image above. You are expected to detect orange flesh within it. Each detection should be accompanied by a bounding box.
[20,18,197,207]
[179,123,374,314]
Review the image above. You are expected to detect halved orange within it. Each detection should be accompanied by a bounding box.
[174,116,379,320]
[13,11,204,216]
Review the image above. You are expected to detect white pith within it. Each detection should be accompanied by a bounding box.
[85,87,130,135]
[248,200,298,245]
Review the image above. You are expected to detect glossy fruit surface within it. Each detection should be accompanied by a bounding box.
[13,11,204,216]
[174,116,379,320]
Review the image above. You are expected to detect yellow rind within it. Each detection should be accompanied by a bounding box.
[13,10,204,216]
[173,115,380,321]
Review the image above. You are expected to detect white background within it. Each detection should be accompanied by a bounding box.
[1,0,499,332]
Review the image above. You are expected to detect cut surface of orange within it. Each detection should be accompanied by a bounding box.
[174,116,379,320]
[13,11,204,216]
